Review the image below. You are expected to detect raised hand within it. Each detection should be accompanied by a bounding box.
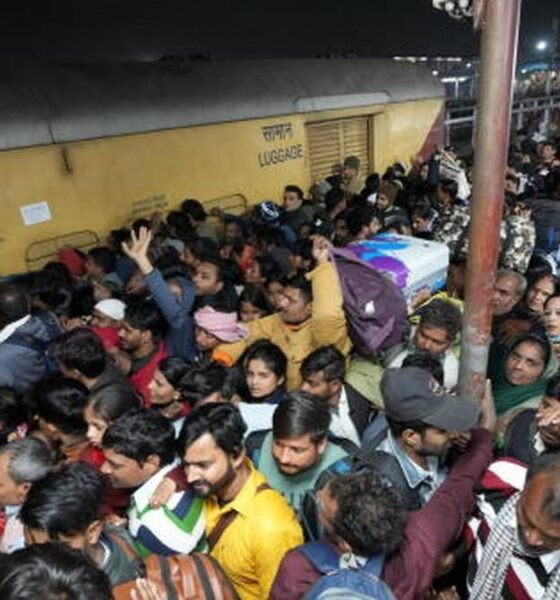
[478,378,497,433]
[131,578,167,600]
[148,477,177,509]
[311,234,331,265]
[121,227,154,275]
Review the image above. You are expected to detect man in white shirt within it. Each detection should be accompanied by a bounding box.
[300,345,377,450]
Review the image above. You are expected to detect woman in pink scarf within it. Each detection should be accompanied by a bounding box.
[194,306,248,367]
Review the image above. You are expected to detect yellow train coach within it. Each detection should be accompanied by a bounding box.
[0,59,445,274]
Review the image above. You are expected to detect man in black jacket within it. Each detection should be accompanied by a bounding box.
[300,345,377,451]
[51,328,137,402]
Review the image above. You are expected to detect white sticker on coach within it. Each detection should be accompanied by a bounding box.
[20,202,52,226]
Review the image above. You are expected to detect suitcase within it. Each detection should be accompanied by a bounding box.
[346,233,449,307]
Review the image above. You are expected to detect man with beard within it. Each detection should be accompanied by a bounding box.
[179,403,303,600]
[245,391,350,511]
[118,301,167,405]
[300,345,377,450]
[216,236,351,390]
[468,454,560,599]
[355,367,479,510]
[388,298,462,391]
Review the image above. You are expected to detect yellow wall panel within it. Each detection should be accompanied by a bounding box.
[0,98,442,274]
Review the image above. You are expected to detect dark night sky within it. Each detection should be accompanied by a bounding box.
[0,1,557,62]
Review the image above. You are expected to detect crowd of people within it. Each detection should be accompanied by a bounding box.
[0,133,559,599]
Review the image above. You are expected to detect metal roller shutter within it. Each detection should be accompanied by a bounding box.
[306,117,371,183]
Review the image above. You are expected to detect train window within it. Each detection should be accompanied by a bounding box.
[306,116,372,182]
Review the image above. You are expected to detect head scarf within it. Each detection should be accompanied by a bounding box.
[58,247,85,277]
[492,334,557,417]
[95,299,126,321]
[194,307,248,343]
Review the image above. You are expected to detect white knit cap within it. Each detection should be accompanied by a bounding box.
[94,299,126,321]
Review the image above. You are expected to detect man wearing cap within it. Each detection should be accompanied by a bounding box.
[90,299,126,351]
[341,155,365,201]
[257,201,297,246]
[355,367,480,509]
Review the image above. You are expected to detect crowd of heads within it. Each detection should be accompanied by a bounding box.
[0,135,559,598]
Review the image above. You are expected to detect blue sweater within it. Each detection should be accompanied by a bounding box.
[144,269,196,361]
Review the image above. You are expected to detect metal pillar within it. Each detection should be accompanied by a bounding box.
[458,0,522,401]
[544,18,559,132]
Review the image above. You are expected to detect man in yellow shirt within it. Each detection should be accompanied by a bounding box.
[179,403,303,600]
[217,236,351,390]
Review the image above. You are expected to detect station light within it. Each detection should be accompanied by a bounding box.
[536,40,548,52]
[432,0,473,20]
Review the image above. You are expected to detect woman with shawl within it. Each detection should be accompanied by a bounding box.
[493,333,557,430]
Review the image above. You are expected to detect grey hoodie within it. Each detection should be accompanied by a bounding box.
[0,312,61,392]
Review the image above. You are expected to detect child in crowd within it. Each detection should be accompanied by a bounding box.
[238,285,273,323]
[241,340,287,404]
[193,306,248,366]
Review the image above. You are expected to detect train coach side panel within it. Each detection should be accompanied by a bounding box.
[0,98,443,275]
[378,98,445,169]
[0,115,310,274]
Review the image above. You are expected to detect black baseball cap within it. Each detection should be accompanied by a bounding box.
[381,367,479,432]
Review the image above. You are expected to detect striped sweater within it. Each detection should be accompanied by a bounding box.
[128,462,206,557]
[467,458,560,599]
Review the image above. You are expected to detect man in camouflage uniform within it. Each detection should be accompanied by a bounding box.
[434,181,535,272]
[432,178,471,262]
[499,204,535,273]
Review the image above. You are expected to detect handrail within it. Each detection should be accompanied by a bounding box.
[444,93,560,145]
[25,229,100,271]
[445,93,560,127]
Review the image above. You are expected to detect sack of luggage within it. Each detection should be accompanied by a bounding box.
[331,247,408,359]
[112,552,240,600]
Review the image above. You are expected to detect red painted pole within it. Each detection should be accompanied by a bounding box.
[458,0,522,401]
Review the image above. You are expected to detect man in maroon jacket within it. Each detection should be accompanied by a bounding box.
[269,426,493,600]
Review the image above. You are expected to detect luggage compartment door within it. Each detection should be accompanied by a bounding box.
[306,116,372,183]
